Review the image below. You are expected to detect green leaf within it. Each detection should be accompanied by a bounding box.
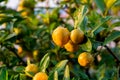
[94,0,106,12]
[20,74,27,80]
[91,16,112,36]
[63,65,70,80]
[0,33,8,42]
[103,31,120,45]
[111,21,120,28]
[13,74,19,80]
[74,5,88,29]
[13,66,25,72]
[4,33,16,41]
[54,71,58,80]
[96,64,106,80]
[39,53,50,72]
[94,27,105,35]
[0,68,8,80]
[54,60,68,72]
[81,38,92,52]
[81,16,88,32]
[48,60,68,80]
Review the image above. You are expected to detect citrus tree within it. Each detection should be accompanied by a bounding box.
[0,0,120,80]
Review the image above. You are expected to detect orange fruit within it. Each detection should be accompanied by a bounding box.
[17,46,23,54]
[17,6,30,16]
[14,45,23,54]
[25,64,38,77]
[64,40,79,52]
[33,72,48,80]
[78,52,93,67]
[52,26,70,47]
[70,29,84,44]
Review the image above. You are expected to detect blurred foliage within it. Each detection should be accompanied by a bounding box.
[0,0,120,80]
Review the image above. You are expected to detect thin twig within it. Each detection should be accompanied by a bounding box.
[104,45,120,64]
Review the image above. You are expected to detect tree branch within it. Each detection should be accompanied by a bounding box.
[104,45,120,64]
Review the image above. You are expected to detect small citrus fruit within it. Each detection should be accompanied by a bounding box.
[18,46,23,54]
[25,64,38,77]
[78,52,93,67]
[52,26,70,47]
[70,29,84,44]
[14,44,23,54]
[64,40,79,52]
[33,72,48,80]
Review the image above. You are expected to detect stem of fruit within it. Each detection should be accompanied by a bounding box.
[27,57,31,65]
[104,45,120,64]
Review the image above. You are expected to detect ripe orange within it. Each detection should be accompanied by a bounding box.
[78,52,93,67]
[52,26,70,47]
[64,40,79,52]
[14,45,23,55]
[17,46,23,54]
[70,29,84,44]
[25,64,38,77]
[33,72,48,80]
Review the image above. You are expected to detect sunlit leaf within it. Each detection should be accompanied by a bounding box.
[39,53,50,72]
[104,31,120,45]
[91,16,112,37]
[74,5,88,29]
[13,66,25,72]
[81,38,92,52]
[63,65,70,80]
[4,33,16,41]
[54,60,68,72]
[54,71,58,80]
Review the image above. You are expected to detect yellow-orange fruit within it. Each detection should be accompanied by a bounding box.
[18,46,23,54]
[17,6,30,16]
[33,72,48,80]
[70,29,84,44]
[25,64,38,77]
[64,40,79,52]
[81,0,92,3]
[13,28,21,35]
[52,26,70,47]
[78,52,93,67]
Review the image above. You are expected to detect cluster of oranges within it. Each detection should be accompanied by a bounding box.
[52,26,94,67]
[52,26,84,52]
